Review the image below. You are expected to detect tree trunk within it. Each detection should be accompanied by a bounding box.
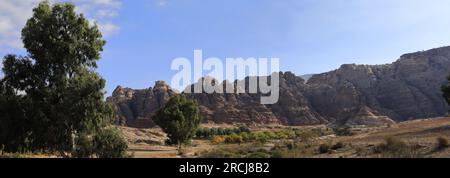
[178,142,182,156]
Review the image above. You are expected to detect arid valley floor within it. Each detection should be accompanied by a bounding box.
[122,117,450,158]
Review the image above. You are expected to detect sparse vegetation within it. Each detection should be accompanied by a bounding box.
[331,142,345,150]
[373,137,421,158]
[208,130,299,145]
[200,144,278,158]
[437,137,449,150]
[333,126,354,136]
[318,144,331,154]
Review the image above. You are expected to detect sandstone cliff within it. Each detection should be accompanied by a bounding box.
[306,46,450,124]
[107,46,450,127]
[107,81,176,127]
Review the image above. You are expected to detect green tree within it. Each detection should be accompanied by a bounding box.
[93,128,129,158]
[1,1,124,157]
[153,95,202,153]
[0,80,31,152]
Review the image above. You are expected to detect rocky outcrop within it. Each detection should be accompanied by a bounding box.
[183,74,326,125]
[306,46,450,123]
[344,106,396,126]
[107,46,450,127]
[107,81,176,128]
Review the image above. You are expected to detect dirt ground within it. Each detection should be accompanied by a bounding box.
[122,117,450,158]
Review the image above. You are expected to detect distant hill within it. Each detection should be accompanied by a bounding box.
[108,46,450,127]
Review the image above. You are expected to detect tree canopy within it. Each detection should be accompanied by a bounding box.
[0,1,126,157]
[153,95,202,151]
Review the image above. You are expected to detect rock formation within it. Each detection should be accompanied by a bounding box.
[107,81,176,128]
[107,46,450,127]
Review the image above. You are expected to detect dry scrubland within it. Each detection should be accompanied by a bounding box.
[123,117,450,158]
[2,117,448,158]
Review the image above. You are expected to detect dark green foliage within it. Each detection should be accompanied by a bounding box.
[207,130,298,145]
[0,81,31,152]
[93,128,129,158]
[71,128,129,158]
[1,1,125,157]
[195,126,251,139]
[72,133,95,158]
[153,95,202,149]
[318,144,331,154]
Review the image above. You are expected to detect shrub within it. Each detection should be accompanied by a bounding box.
[276,132,289,140]
[210,128,219,136]
[333,127,354,136]
[223,128,232,135]
[296,131,314,143]
[264,131,277,139]
[255,133,269,144]
[238,126,251,133]
[437,137,449,150]
[195,128,208,139]
[373,137,420,158]
[312,128,325,136]
[318,144,331,154]
[384,137,407,151]
[196,126,251,139]
[240,132,250,142]
[331,142,345,150]
[211,136,226,145]
[355,146,365,156]
[225,134,244,144]
[94,128,129,158]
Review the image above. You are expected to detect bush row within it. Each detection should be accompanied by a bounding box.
[211,130,299,144]
[195,126,251,139]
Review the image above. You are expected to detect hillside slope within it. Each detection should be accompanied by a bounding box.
[108,46,450,127]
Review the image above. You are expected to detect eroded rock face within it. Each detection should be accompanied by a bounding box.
[344,106,396,126]
[107,81,177,128]
[107,46,450,127]
[183,74,326,125]
[306,46,450,123]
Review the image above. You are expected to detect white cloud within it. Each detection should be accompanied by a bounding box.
[0,0,121,50]
[90,0,121,8]
[0,0,40,49]
[155,0,169,7]
[96,9,119,18]
[98,22,120,36]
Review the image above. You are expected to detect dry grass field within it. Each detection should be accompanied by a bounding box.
[2,117,448,158]
[121,117,450,158]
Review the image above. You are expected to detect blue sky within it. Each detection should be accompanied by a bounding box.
[2,0,450,95]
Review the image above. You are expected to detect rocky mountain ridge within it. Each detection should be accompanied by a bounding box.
[107,46,450,127]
